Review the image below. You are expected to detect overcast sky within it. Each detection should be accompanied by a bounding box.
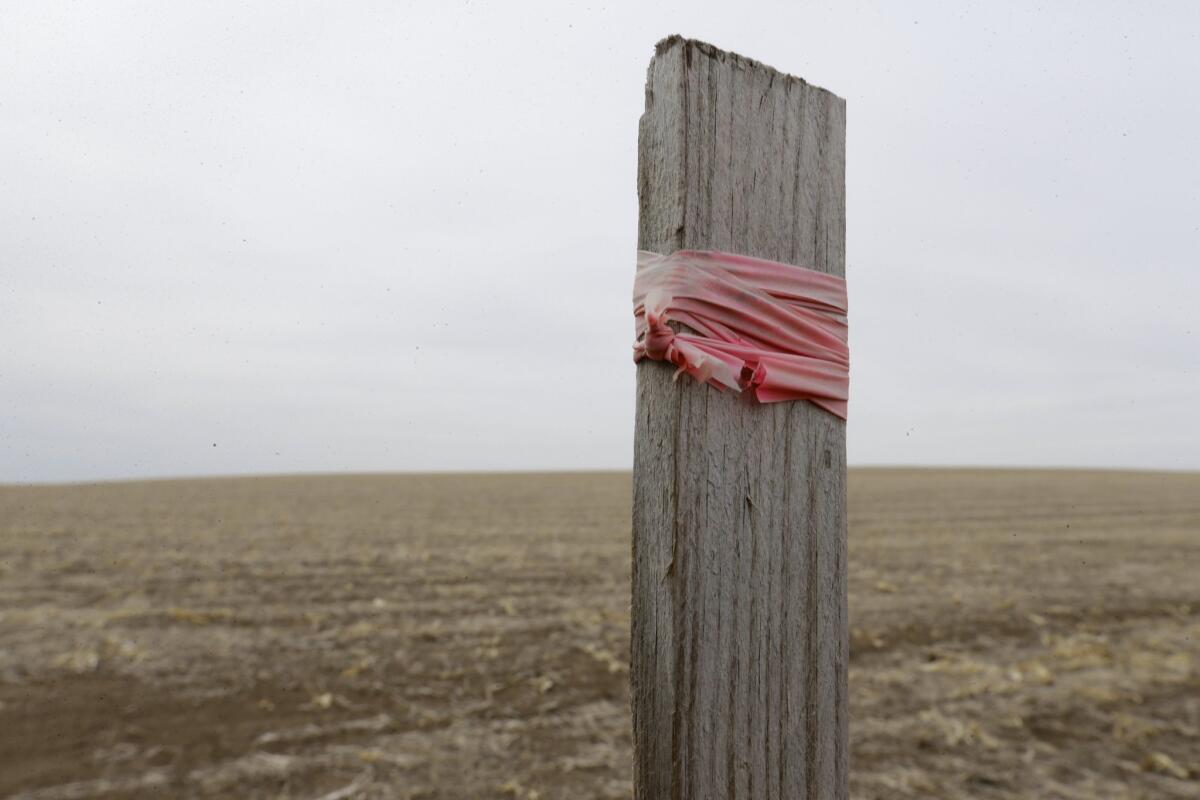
[2,2,1197,483]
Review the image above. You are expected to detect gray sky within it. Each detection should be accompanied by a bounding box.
[2,1,1197,483]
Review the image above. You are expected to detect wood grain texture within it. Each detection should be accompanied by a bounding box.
[632,36,847,800]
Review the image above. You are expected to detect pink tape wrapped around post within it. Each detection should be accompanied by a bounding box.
[633,250,850,419]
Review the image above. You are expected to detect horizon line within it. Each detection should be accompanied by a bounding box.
[4,462,1198,489]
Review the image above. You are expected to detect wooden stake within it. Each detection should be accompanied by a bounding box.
[632,36,848,800]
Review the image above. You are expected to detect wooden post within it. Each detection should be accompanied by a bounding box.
[631,37,848,800]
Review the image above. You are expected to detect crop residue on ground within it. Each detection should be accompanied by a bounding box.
[1,469,1197,798]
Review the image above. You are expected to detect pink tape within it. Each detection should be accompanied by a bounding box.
[633,250,849,419]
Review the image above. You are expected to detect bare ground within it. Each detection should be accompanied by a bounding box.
[0,469,1197,799]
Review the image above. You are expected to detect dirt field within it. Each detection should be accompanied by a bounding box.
[1,469,1197,799]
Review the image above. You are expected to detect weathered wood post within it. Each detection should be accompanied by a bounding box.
[631,37,848,799]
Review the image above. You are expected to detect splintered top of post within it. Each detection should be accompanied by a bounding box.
[639,35,847,274]
[652,34,844,105]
